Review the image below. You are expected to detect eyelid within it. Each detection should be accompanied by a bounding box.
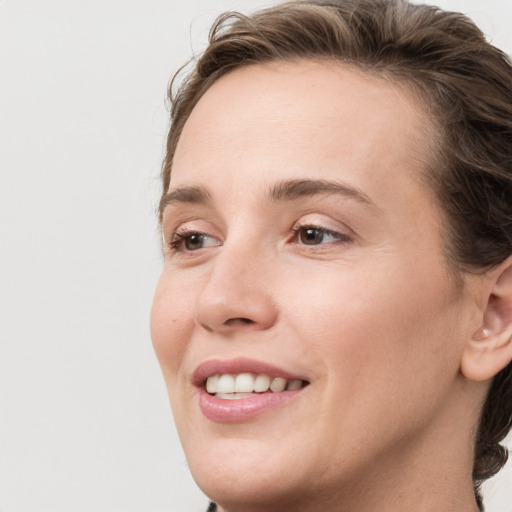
[161,206,224,240]
[291,215,353,235]
[162,217,219,242]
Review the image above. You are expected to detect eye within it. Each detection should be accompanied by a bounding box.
[292,225,349,246]
[170,230,221,252]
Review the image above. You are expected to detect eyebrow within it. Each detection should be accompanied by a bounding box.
[159,185,212,218]
[268,179,377,209]
[159,178,377,218]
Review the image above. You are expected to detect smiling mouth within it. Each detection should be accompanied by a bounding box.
[205,373,309,399]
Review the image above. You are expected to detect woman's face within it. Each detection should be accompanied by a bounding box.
[151,61,478,507]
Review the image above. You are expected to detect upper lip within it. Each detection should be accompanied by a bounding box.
[192,357,309,387]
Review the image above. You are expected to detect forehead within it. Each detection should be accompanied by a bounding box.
[171,60,434,210]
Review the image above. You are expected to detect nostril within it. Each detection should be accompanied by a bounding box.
[225,318,254,326]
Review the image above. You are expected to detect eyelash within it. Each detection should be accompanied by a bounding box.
[168,229,215,252]
[167,224,351,254]
[290,224,351,246]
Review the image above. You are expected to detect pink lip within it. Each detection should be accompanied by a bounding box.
[199,388,304,422]
[193,358,309,423]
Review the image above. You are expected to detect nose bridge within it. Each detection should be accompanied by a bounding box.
[193,235,278,333]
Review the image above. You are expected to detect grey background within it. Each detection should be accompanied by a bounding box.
[1,1,511,511]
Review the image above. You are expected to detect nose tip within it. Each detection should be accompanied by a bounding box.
[195,292,279,333]
[193,252,278,334]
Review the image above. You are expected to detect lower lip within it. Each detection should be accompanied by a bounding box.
[199,388,303,423]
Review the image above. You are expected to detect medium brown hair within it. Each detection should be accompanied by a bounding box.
[161,0,512,507]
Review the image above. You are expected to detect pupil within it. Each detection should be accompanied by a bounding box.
[301,228,323,245]
[185,234,203,250]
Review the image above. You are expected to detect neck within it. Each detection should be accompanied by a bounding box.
[215,459,480,512]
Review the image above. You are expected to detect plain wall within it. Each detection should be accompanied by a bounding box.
[1,1,511,511]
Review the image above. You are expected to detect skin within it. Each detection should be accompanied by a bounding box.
[151,61,489,512]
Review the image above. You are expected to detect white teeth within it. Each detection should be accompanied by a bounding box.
[205,373,305,397]
[206,375,219,394]
[270,377,287,392]
[287,379,302,391]
[254,374,271,392]
[217,374,236,394]
[235,373,255,392]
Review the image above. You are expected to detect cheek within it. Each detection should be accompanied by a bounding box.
[150,272,194,380]
[277,263,465,471]
[281,259,462,402]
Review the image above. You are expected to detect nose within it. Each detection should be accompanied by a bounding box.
[193,243,279,334]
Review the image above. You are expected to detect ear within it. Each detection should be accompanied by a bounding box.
[461,256,512,382]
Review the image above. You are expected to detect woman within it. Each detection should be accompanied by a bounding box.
[151,1,512,510]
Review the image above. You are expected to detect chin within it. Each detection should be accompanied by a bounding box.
[183,435,313,508]
[194,470,305,511]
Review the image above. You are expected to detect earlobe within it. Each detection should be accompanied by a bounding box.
[461,257,512,382]
[462,330,512,382]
